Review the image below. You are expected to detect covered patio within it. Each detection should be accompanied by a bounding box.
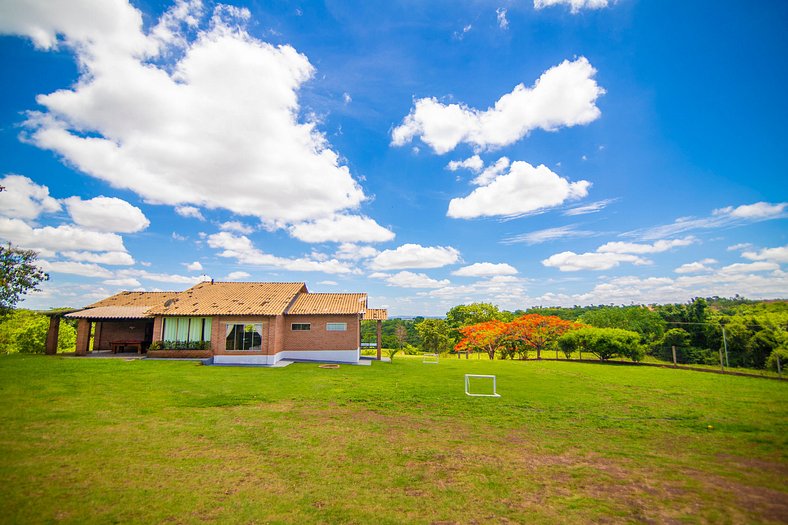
[65,306,155,355]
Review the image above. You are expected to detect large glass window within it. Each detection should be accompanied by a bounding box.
[226,323,263,351]
[163,317,212,343]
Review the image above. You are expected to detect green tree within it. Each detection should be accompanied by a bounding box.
[0,244,48,315]
[579,306,665,344]
[557,326,644,361]
[415,318,453,354]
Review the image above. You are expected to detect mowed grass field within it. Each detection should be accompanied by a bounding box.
[0,355,786,524]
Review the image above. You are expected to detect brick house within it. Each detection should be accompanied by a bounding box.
[62,281,387,365]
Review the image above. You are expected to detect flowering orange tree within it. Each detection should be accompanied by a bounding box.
[506,314,581,359]
[455,319,507,360]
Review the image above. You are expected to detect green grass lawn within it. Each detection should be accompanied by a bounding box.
[0,354,786,524]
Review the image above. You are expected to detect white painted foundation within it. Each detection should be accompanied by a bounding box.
[213,348,360,366]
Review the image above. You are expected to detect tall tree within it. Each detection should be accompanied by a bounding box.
[455,320,507,359]
[507,314,580,359]
[0,244,48,315]
[415,318,453,354]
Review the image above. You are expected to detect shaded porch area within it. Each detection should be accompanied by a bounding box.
[65,306,155,356]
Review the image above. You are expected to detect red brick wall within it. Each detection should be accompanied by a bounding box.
[282,315,360,352]
[94,320,153,350]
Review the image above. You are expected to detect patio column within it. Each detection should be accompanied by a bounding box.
[45,315,60,355]
[75,319,92,356]
[376,319,382,360]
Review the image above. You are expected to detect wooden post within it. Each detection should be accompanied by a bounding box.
[45,315,60,355]
[672,345,677,367]
[376,320,382,361]
[75,319,92,356]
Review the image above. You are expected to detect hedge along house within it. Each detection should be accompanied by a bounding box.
[63,281,388,365]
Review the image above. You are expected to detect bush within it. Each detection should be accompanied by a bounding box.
[402,344,420,355]
[557,326,643,361]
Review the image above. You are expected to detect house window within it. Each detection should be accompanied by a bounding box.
[326,323,347,331]
[291,323,311,331]
[162,317,212,343]
[225,323,263,351]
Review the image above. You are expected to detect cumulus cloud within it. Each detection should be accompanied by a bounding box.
[674,259,717,274]
[597,236,696,254]
[175,206,205,221]
[0,174,61,220]
[369,243,460,270]
[0,218,126,255]
[317,280,337,286]
[742,245,788,264]
[471,157,509,186]
[542,251,650,272]
[116,268,205,284]
[185,261,203,271]
[334,243,379,261]
[446,155,484,173]
[503,224,595,245]
[373,271,450,289]
[391,57,604,153]
[219,221,254,234]
[38,260,114,278]
[288,214,394,243]
[206,231,356,274]
[64,196,149,233]
[716,202,787,219]
[452,262,517,277]
[225,270,251,280]
[103,278,142,287]
[447,161,589,219]
[61,250,135,265]
[4,0,370,229]
[534,0,610,14]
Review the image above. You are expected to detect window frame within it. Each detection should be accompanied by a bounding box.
[225,322,264,351]
[291,323,311,331]
[326,322,347,332]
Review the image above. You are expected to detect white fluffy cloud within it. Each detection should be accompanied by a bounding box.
[452,262,518,277]
[61,250,135,265]
[542,251,649,272]
[471,157,509,186]
[369,243,460,270]
[717,202,787,219]
[0,218,126,255]
[103,278,142,287]
[185,261,203,271]
[674,259,717,274]
[563,198,615,216]
[334,243,379,260]
[206,231,355,274]
[64,196,149,233]
[225,271,251,280]
[447,161,589,219]
[496,8,509,29]
[175,206,205,221]
[742,245,788,264]
[534,0,609,14]
[392,57,604,153]
[5,1,369,227]
[219,221,254,234]
[374,271,450,289]
[597,237,695,255]
[38,260,114,278]
[0,175,61,220]
[288,214,394,243]
[446,155,484,173]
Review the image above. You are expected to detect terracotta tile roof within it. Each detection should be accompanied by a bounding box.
[287,293,367,315]
[145,282,307,316]
[363,308,388,321]
[87,291,181,308]
[65,306,153,319]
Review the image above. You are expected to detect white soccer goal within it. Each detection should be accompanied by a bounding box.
[464,374,501,397]
[422,352,439,364]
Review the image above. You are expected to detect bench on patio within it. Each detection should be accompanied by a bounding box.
[110,340,144,354]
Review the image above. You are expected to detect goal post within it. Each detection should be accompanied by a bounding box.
[464,374,500,397]
[422,352,439,364]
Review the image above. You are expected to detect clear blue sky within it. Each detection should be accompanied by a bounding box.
[1,0,786,315]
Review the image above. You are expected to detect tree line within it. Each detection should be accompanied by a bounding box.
[367,298,786,370]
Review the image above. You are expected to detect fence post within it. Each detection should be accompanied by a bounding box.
[722,326,730,368]
[719,345,725,373]
[672,345,677,367]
